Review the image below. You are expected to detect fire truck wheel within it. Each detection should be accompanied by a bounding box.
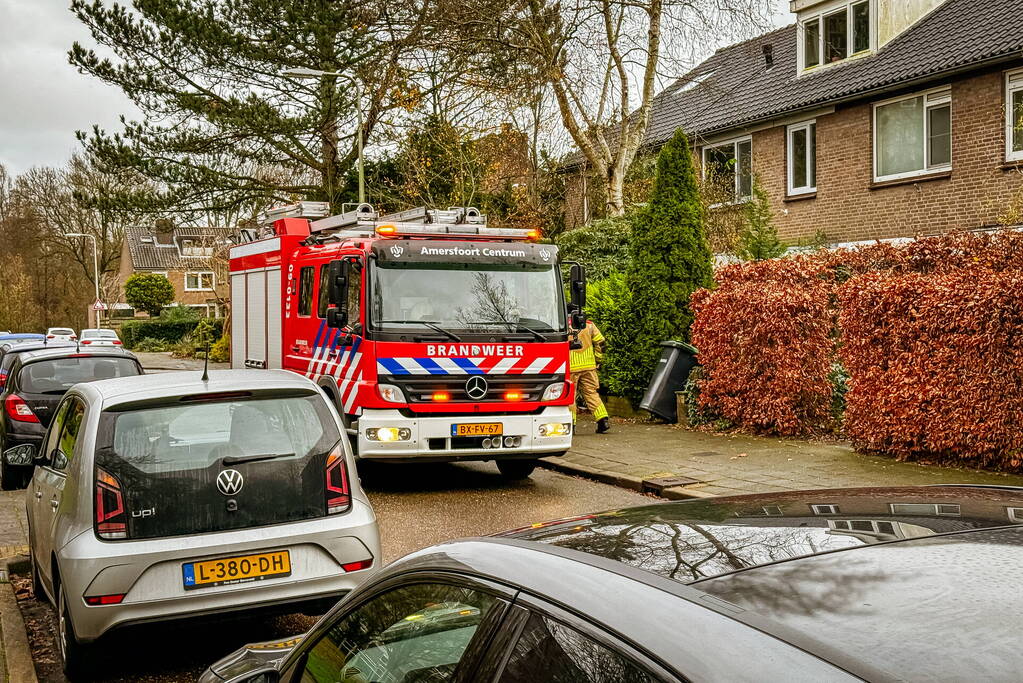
[497,459,537,480]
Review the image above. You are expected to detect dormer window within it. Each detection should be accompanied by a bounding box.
[180,238,215,257]
[800,0,872,73]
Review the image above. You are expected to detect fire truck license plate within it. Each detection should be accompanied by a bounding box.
[452,423,503,437]
[182,550,291,590]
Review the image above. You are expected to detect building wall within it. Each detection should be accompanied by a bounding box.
[714,66,1023,246]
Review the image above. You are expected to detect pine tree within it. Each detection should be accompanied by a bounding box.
[69,0,434,216]
[736,181,787,261]
[624,130,713,402]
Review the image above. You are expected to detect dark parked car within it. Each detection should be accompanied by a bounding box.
[0,340,77,390]
[0,347,142,489]
[203,485,1023,683]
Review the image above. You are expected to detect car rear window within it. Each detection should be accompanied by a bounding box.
[20,357,140,393]
[108,396,338,473]
[50,328,74,335]
[95,394,344,539]
[84,330,118,338]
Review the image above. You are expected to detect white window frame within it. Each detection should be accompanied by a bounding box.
[145,270,169,279]
[799,0,874,73]
[702,135,753,205]
[762,505,783,516]
[872,86,952,183]
[1008,507,1023,523]
[811,504,839,515]
[787,120,818,196]
[889,503,960,517]
[1006,69,1023,162]
[184,271,215,292]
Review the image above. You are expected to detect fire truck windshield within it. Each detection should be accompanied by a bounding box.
[370,261,565,334]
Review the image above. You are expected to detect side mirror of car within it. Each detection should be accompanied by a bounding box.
[3,444,35,466]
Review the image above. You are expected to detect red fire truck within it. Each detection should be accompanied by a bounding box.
[229,202,587,478]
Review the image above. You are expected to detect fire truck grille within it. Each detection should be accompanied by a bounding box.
[382,374,561,403]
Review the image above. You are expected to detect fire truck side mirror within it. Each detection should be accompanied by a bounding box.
[569,263,586,309]
[327,260,349,329]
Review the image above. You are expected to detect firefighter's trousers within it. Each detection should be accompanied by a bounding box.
[571,368,608,421]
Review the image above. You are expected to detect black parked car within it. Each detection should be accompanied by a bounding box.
[0,347,143,489]
[0,340,76,390]
[203,485,1023,682]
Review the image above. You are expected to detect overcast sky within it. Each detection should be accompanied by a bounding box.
[0,1,796,177]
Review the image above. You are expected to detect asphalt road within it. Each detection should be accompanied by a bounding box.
[18,460,652,682]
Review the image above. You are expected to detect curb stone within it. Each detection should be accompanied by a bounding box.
[0,557,38,683]
[538,457,717,500]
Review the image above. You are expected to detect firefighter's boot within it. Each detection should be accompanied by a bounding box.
[596,417,611,434]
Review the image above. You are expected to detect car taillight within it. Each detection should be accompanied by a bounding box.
[325,449,351,515]
[342,558,373,572]
[0,371,7,389]
[46,335,55,339]
[81,339,92,344]
[95,467,127,539]
[4,394,39,423]
[112,340,122,345]
[85,594,125,606]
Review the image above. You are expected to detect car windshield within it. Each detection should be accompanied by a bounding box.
[19,357,140,393]
[371,262,565,333]
[106,395,340,473]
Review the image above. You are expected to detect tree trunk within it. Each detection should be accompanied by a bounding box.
[606,167,626,217]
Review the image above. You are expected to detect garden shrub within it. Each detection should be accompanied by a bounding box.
[690,228,1023,468]
[585,272,641,397]
[555,215,633,281]
[124,273,174,316]
[208,334,231,363]
[691,261,837,436]
[838,270,1023,469]
[121,318,224,349]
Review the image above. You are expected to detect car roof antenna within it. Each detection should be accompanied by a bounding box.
[201,340,210,382]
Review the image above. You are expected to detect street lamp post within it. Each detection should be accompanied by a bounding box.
[281,67,365,204]
[65,233,101,329]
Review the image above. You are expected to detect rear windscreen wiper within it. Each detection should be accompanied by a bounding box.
[378,320,462,342]
[222,452,295,465]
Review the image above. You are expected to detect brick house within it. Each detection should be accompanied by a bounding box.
[116,225,235,317]
[565,0,1023,246]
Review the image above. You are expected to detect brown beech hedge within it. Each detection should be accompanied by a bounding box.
[691,230,1023,467]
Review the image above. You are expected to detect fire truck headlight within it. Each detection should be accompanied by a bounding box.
[366,427,412,442]
[538,423,572,438]
[377,384,404,404]
[541,382,566,402]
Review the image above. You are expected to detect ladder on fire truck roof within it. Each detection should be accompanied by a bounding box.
[254,200,537,242]
[307,203,487,234]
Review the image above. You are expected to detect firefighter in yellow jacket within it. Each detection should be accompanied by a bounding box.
[570,320,610,434]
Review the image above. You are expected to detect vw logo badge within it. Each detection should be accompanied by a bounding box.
[217,469,244,496]
[539,248,551,262]
[390,245,404,257]
[465,376,488,400]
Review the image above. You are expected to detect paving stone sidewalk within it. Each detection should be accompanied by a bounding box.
[0,491,28,560]
[543,418,1023,498]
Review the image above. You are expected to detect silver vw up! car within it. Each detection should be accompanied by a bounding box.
[17,370,380,679]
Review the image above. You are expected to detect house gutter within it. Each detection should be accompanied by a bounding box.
[694,51,1023,142]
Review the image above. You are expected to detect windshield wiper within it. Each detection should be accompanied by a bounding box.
[465,321,547,342]
[377,320,462,342]
[222,452,295,465]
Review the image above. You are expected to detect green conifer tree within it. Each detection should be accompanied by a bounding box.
[736,181,787,261]
[624,130,713,402]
